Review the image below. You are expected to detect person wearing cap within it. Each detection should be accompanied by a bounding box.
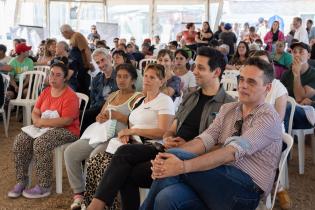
[7,43,34,100]
[60,24,92,96]
[281,42,315,131]
[219,23,237,58]
[292,17,309,45]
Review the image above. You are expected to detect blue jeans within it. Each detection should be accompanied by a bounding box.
[284,105,313,132]
[140,148,261,210]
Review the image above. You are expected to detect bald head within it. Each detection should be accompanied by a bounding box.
[60,24,74,39]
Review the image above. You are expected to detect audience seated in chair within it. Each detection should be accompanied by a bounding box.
[140,57,283,210]
[281,42,315,131]
[86,47,234,210]
[8,62,80,199]
[84,63,175,210]
[64,63,142,210]
[80,48,118,135]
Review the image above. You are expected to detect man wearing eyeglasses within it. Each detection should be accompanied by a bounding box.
[141,57,283,210]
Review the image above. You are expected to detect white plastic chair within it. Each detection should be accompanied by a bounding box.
[262,133,293,210]
[221,70,239,91]
[289,97,315,174]
[54,92,89,193]
[34,65,50,86]
[139,58,157,72]
[226,90,239,100]
[174,91,183,112]
[0,73,10,137]
[7,71,46,128]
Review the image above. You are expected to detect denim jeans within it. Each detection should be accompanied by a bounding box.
[284,104,313,132]
[140,148,261,210]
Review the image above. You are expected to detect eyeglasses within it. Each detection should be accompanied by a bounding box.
[232,119,243,136]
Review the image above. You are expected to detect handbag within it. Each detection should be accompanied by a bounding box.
[80,109,117,148]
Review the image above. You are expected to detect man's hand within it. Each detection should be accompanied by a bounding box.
[151,152,184,179]
[292,56,302,77]
[163,136,186,149]
[300,98,313,105]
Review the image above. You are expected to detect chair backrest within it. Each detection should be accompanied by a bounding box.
[221,70,239,91]
[0,73,10,109]
[286,96,296,136]
[267,133,293,209]
[139,58,157,71]
[174,91,184,112]
[34,65,50,77]
[76,92,89,129]
[226,90,239,100]
[17,71,46,100]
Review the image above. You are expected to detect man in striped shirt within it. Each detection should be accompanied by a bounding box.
[140,57,283,210]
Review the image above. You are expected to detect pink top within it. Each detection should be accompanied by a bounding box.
[182,31,197,45]
[264,31,285,52]
[35,86,80,137]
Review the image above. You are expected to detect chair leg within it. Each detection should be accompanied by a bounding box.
[25,106,32,126]
[7,104,12,132]
[55,147,63,194]
[2,112,8,137]
[296,132,305,174]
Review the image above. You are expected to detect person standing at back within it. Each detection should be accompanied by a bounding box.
[60,24,92,96]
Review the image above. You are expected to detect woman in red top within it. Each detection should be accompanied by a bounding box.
[8,62,80,199]
[177,23,197,51]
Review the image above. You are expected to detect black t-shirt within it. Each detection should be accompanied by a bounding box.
[219,31,237,55]
[176,92,213,141]
[281,66,315,98]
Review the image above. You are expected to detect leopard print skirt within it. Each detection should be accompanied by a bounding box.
[84,152,121,210]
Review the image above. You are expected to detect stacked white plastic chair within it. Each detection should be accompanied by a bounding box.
[139,58,157,72]
[221,70,239,91]
[7,71,46,128]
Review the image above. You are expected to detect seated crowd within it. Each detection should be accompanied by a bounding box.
[0,16,315,210]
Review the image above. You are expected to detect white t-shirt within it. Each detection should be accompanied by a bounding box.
[0,56,11,64]
[129,93,175,129]
[294,26,309,45]
[179,71,197,93]
[265,79,288,106]
[266,79,287,132]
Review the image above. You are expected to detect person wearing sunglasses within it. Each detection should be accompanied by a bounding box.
[142,57,283,210]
